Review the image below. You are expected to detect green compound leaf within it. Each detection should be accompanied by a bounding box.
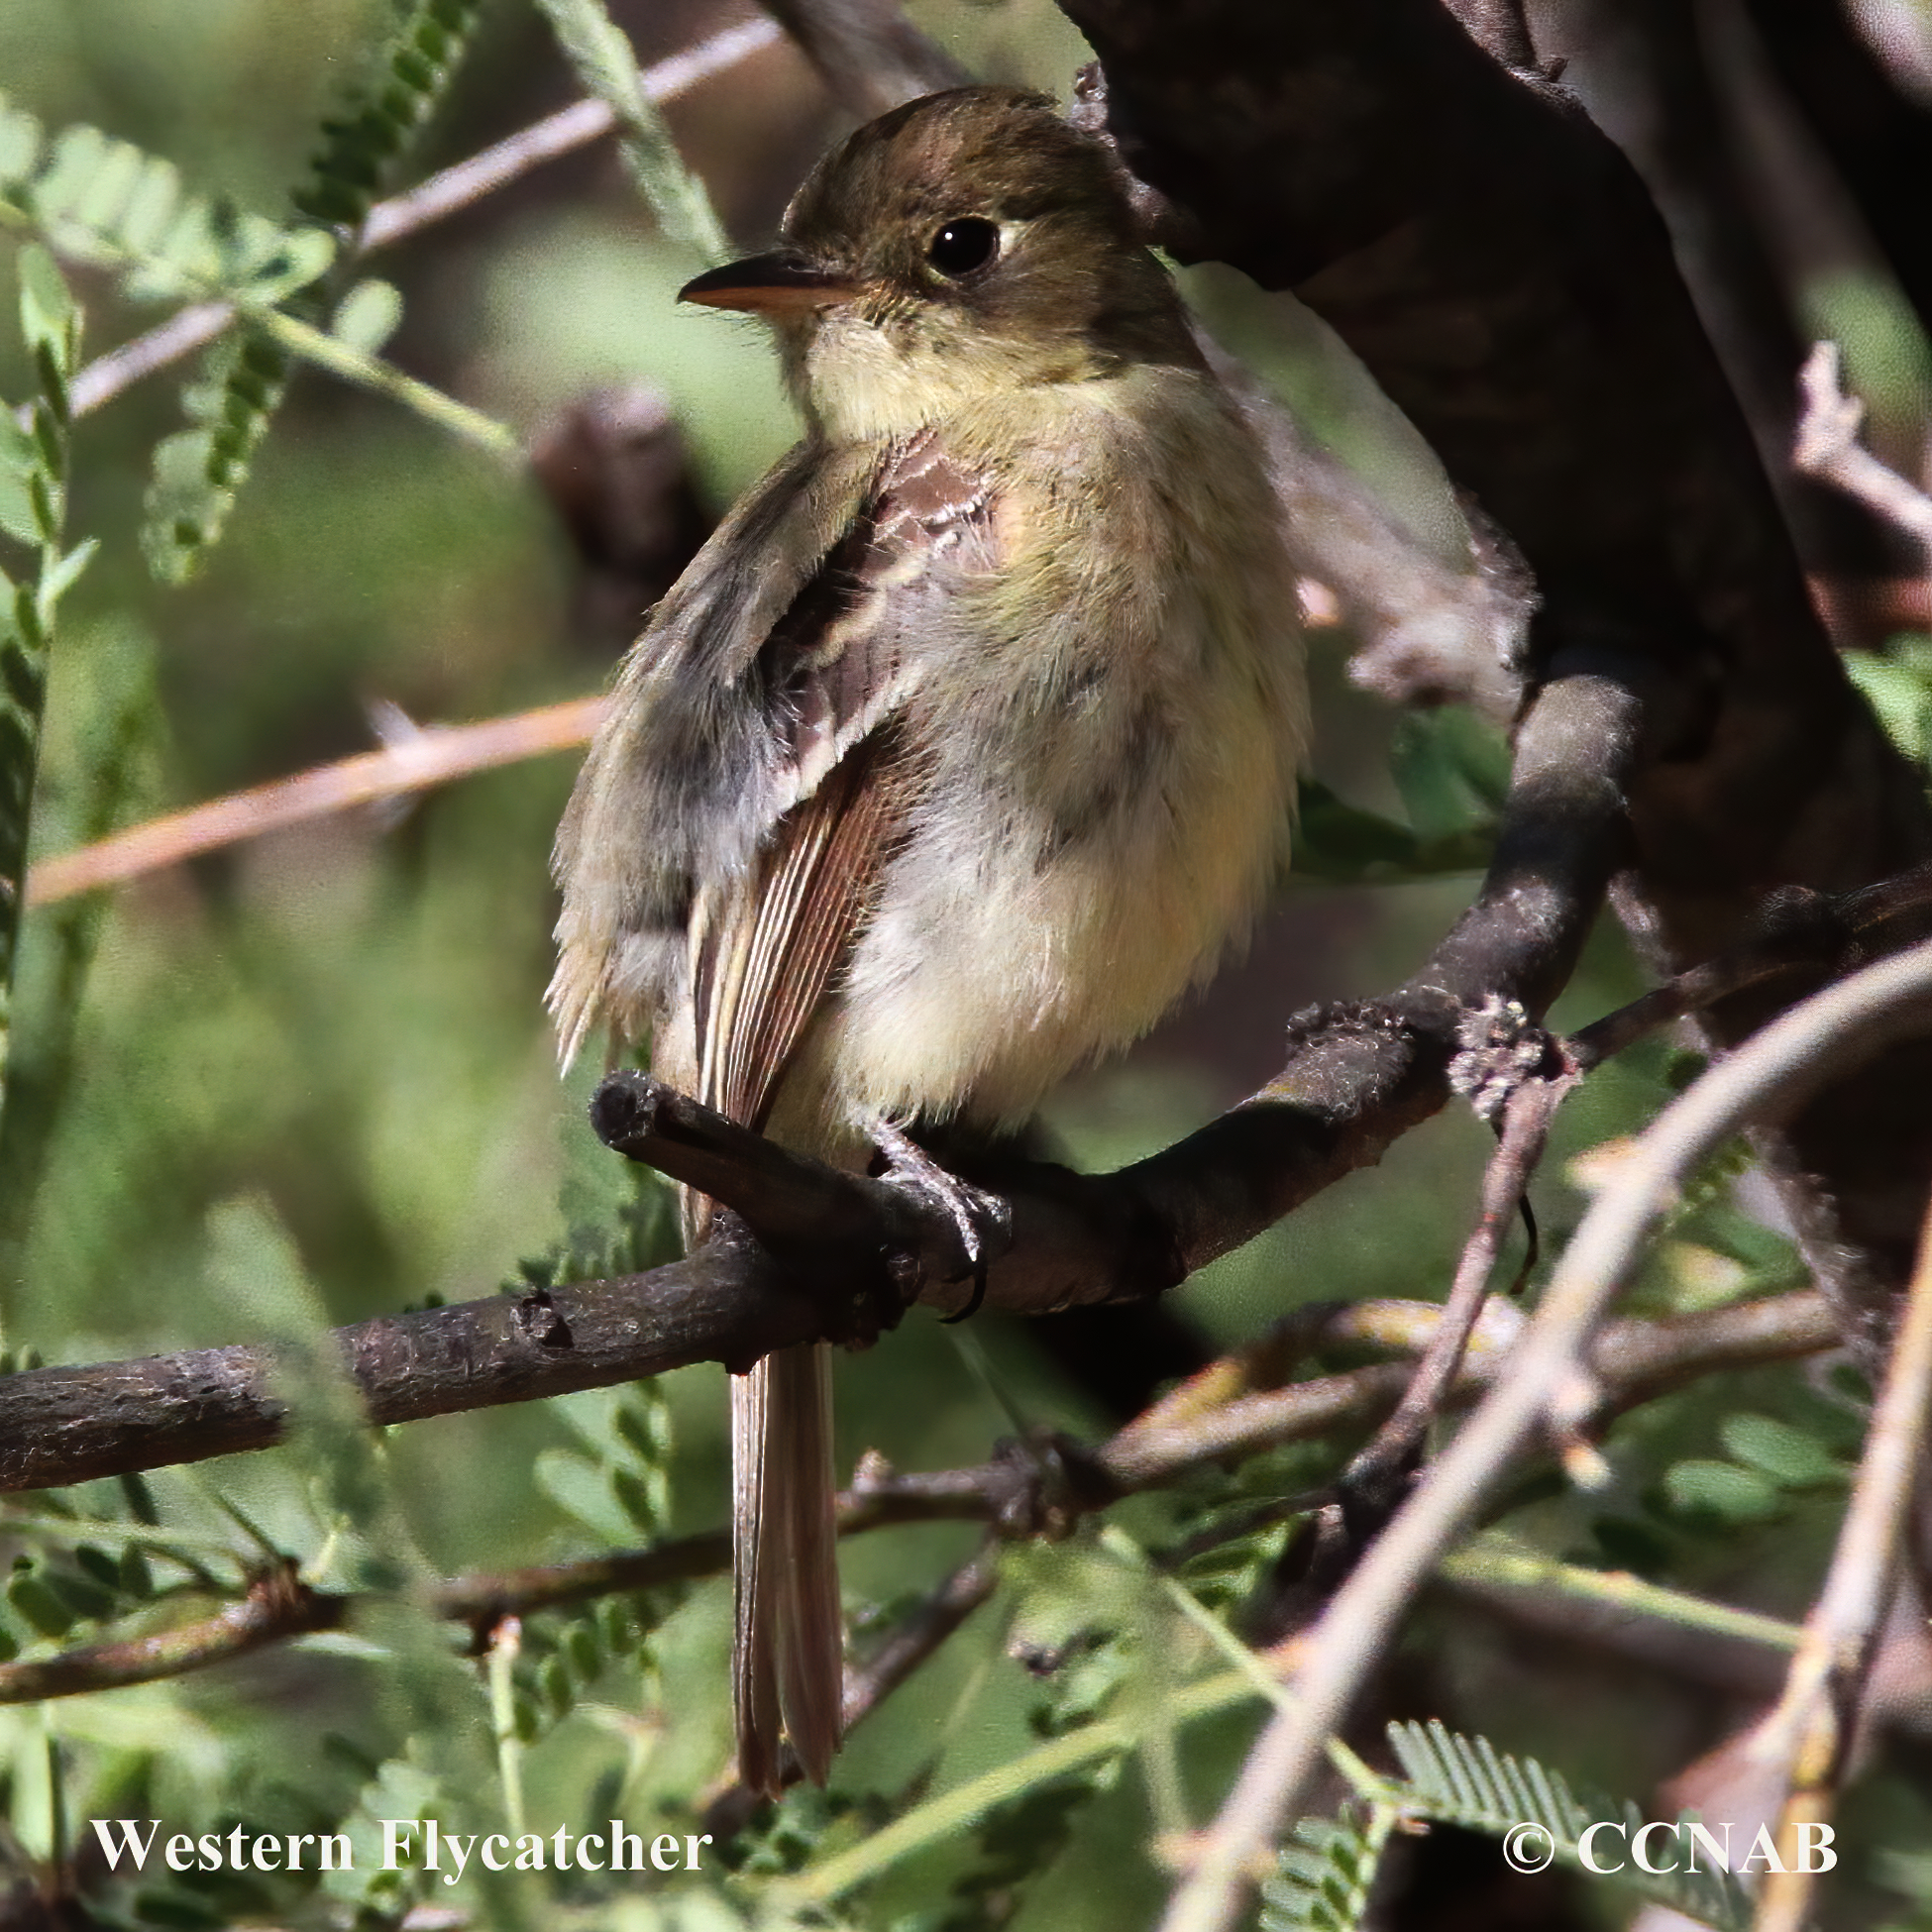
[0,246,81,1135]
[532,0,729,262]
[1386,1720,1750,1931]
[1260,1805,1397,1932]
[0,96,335,307]
[140,0,484,584]
[293,0,486,232]
[140,328,291,584]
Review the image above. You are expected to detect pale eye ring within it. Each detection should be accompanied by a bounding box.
[927,217,1001,278]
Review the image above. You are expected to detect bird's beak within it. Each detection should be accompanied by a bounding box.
[678,253,860,315]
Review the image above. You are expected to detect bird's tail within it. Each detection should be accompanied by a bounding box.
[731,1341,843,1795]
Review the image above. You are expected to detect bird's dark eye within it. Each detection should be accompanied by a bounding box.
[927,218,1000,278]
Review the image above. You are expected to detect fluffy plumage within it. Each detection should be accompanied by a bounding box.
[550,85,1310,1795]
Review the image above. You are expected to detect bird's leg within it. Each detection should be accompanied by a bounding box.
[866,1117,1006,1321]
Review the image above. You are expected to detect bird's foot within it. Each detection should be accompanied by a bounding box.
[868,1118,1007,1322]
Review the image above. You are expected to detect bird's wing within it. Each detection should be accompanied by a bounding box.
[550,436,882,1063]
[690,426,1002,1133]
[550,429,1001,1072]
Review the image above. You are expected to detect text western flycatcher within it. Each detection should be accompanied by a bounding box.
[551,85,1310,1795]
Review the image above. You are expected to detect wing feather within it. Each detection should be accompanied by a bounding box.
[692,427,998,1129]
[549,436,888,1061]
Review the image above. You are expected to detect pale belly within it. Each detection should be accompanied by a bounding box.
[805,607,1304,1130]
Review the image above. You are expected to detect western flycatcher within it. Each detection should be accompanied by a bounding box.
[551,84,1310,1795]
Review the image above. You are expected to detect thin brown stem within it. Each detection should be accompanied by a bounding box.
[0,1469,991,1707]
[0,1561,342,1702]
[24,698,603,907]
[838,1543,1002,1734]
[1343,1068,1568,1499]
[1568,862,1932,1069]
[65,19,784,423]
[1751,1194,1932,1932]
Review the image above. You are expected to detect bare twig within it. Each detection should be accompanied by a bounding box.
[1569,864,1932,1069]
[67,303,235,422]
[16,619,1775,925]
[1099,1296,1521,1482]
[1155,937,1932,1932]
[1343,1063,1569,1502]
[1104,1291,1833,1495]
[367,18,782,254]
[1794,341,1932,551]
[0,1469,992,1705]
[64,18,785,423]
[0,1561,343,1703]
[0,1266,1833,1513]
[24,698,603,906]
[1750,1194,1932,1932]
[1238,1065,1571,1634]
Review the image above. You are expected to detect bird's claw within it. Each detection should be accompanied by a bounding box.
[869,1119,1007,1321]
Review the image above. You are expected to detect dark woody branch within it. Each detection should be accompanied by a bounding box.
[768,0,1932,1356]
[2,801,1918,1498]
[0,652,1643,1494]
[0,1289,1835,1705]
[1054,0,1932,1360]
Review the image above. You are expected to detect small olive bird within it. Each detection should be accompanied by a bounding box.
[551,86,1310,1795]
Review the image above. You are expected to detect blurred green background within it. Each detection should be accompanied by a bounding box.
[5,2,1921,1927]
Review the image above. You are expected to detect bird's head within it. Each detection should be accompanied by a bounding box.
[678,86,1195,441]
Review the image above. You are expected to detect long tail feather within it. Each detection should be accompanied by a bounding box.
[731,1342,843,1794]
